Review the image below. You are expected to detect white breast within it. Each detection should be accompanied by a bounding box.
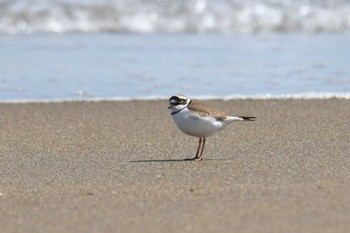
[171,108,228,138]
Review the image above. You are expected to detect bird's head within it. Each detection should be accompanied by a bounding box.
[168,94,191,114]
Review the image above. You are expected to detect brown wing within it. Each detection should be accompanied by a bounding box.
[187,101,229,121]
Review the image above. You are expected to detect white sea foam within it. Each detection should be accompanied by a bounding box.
[1,0,350,34]
[1,93,349,104]
[172,92,350,100]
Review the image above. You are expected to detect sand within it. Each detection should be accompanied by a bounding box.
[0,99,349,233]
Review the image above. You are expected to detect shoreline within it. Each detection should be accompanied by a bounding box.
[1,99,349,233]
[0,92,349,104]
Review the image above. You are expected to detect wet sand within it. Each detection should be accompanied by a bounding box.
[0,99,349,233]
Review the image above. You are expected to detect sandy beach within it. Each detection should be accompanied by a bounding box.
[0,99,349,233]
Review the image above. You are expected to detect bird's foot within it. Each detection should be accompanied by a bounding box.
[184,157,203,161]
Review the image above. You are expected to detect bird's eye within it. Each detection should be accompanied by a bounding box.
[178,99,184,104]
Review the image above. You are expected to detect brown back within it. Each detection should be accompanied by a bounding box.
[187,101,229,121]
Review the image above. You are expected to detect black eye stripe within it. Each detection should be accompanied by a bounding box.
[169,96,187,105]
[169,96,179,104]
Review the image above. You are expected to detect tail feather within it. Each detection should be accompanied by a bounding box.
[226,116,256,121]
[238,116,256,121]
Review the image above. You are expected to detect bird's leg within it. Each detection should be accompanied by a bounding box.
[197,138,206,160]
[192,137,203,160]
[185,138,205,161]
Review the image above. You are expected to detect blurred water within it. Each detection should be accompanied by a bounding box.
[1,0,350,34]
[0,33,349,102]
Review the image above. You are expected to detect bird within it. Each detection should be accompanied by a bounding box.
[168,94,255,160]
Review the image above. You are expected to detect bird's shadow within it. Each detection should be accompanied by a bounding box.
[130,158,194,163]
[129,158,232,163]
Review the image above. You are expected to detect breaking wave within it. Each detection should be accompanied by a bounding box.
[1,0,350,34]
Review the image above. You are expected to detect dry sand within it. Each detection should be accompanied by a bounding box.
[0,99,349,233]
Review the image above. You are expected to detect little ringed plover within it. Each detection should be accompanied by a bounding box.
[168,94,256,160]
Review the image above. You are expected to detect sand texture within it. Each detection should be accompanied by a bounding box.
[0,99,349,233]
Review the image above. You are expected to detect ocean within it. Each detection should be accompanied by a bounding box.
[0,0,349,102]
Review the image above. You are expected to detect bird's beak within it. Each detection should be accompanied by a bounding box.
[168,103,175,109]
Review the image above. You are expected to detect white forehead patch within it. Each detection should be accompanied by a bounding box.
[169,99,178,104]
